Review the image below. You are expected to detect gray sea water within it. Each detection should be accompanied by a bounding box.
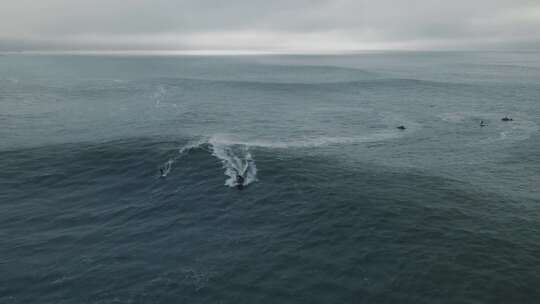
[1,51,540,303]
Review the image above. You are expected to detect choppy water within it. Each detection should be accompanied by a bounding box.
[1,51,540,303]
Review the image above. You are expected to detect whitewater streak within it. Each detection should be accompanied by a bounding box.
[161,136,258,188]
[161,128,410,186]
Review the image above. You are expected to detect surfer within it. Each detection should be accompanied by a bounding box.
[160,160,172,177]
[397,125,406,130]
[236,174,245,190]
[502,116,513,122]
[480,120,487,127]
[233,167,247,190]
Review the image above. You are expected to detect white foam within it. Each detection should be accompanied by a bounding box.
[438,111,539,143]
[153,85,167,107]
[161,126,408,187]
[210,142,258,187]
[179,138,209,154]
[159,137,257,187]
[158,138,207,178]
[160,159,173,177]
[207,130,404,150]
[483,119,539,143]
[438,112,468,123]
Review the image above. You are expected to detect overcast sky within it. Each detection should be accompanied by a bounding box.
[1,0,539,52]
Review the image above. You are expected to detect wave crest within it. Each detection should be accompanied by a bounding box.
[161,137,258,188]
[161,127,410,187]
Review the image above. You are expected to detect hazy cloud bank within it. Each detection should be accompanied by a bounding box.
[1,0,539,52]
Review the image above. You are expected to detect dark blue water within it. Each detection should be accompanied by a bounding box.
[1,52,540,303]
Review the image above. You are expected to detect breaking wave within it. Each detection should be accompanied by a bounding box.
[206,128,409,150]
[210,142,257,188]
[160,137,257,188]
[160,127,409,187]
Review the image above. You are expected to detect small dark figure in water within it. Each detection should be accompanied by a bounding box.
[480,120,487,127]
[502,116,513,122]
[236,174,245,190]
[159,168,165,177]
[397,125,406,130]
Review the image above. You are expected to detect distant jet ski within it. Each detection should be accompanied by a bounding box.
[396,125,406,130]
[501,116,513,122]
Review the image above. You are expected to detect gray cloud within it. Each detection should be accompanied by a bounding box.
[1,0,539,51]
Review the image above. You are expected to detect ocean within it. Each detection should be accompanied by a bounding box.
[1,51,539,303]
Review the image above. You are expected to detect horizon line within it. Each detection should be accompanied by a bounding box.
[2,48,538,57]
